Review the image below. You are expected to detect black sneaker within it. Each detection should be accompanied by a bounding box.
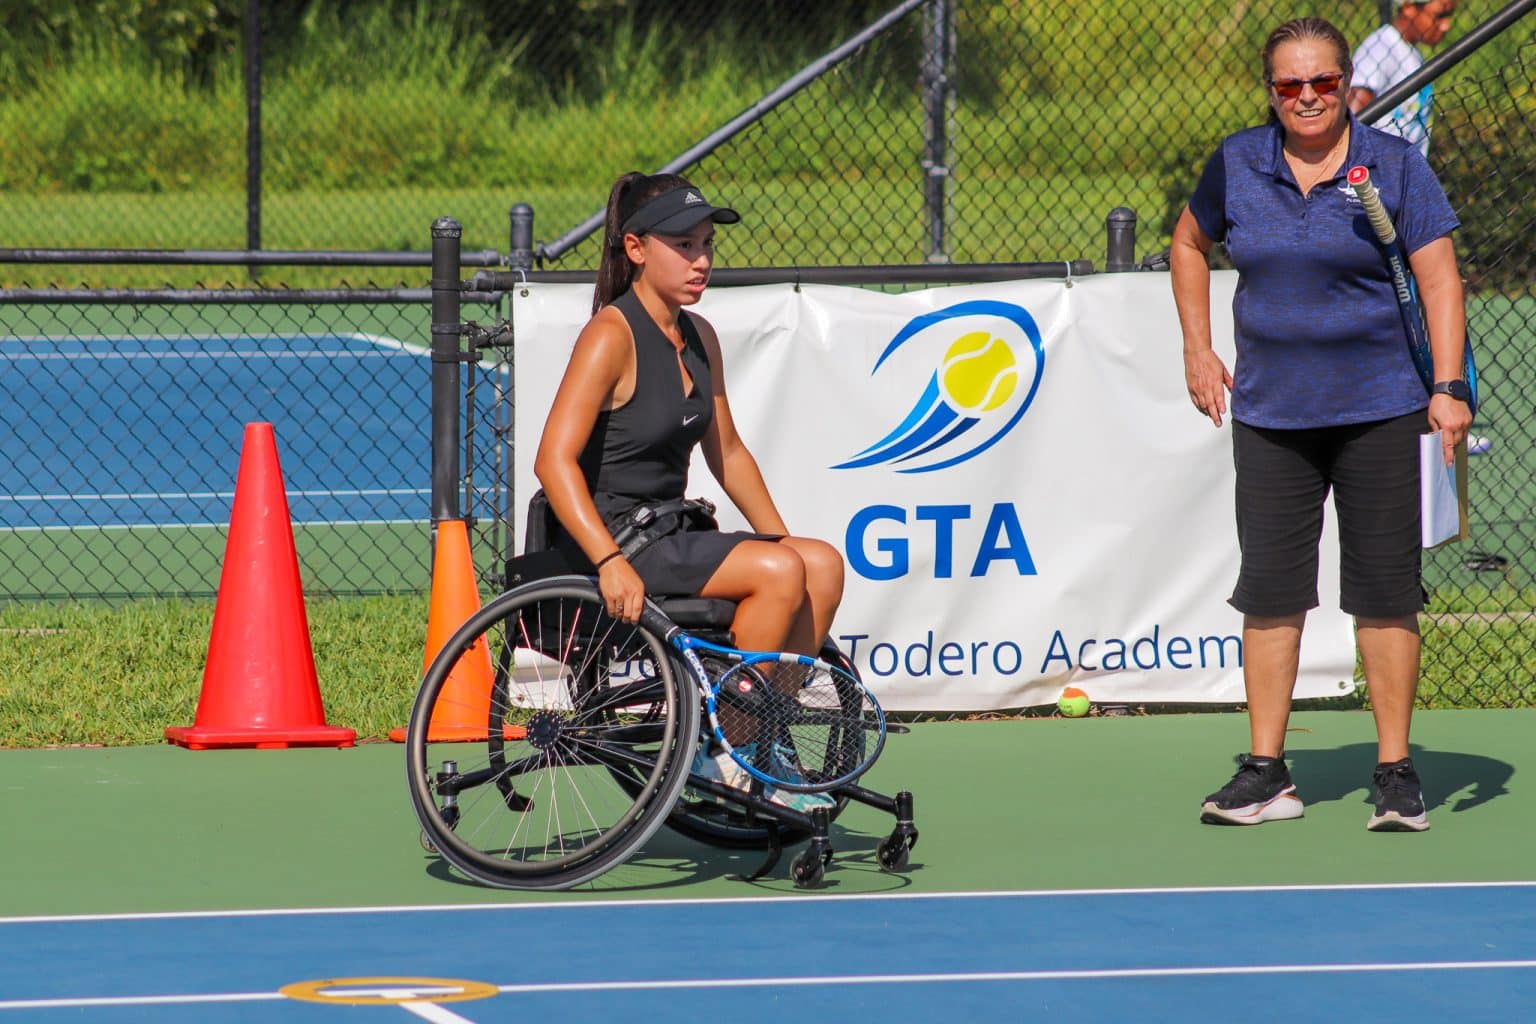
[1367,757,1429,832]
[1200,754,1304,825]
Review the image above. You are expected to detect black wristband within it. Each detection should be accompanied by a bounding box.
[594,550,625,571]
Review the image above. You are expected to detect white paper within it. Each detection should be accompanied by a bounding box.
[1420,431,1460,548]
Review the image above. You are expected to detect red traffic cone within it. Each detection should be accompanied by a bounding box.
[166,423,355,750]
[388,519,523,743]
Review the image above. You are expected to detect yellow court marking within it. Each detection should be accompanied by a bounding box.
[280,977,498,1005]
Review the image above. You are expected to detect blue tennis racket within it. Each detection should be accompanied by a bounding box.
[1347,165,1478,416]
[667,630,886,793]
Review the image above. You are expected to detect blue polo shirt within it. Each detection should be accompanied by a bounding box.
[1188,115,1458,429]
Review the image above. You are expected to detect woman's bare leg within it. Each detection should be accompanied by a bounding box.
[776,536,845,654]
[698,539,807,652]
[1243,613,1305,758]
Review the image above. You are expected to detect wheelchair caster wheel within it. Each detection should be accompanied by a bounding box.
[421,802,460,853]
[876,835,910,872]
[791,850,827,889]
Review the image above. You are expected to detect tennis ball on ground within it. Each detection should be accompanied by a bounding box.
[1057,686,1091,718]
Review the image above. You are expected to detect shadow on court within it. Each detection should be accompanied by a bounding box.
[418,818,924,895]
[1289,742,1514,814]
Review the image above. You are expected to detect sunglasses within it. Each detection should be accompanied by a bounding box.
[1268,72,1346,100]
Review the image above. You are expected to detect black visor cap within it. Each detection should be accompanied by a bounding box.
[621,187,741,237]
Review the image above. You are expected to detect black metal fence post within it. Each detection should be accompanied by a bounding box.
[498,203,536,576]
[509,204,535,272]
[1105,208,1137,272]
[921,0,953,264]
[430,217,463,525]
[244,0,262,254]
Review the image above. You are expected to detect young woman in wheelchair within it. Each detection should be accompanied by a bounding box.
[532,170,846,812]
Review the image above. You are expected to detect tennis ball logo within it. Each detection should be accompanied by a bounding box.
[939,331,1018,414]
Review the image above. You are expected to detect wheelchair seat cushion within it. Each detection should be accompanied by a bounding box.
[652,596,738,630]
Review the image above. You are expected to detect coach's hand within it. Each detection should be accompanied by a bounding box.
[599,556,646,624]
[1428,393,1473,466]
[1184,348,1233,428]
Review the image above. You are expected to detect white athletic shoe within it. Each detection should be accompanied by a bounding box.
[690,744,751,796]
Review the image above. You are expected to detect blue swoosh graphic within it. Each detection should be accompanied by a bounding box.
[834,401,959,470]
[893,416,981,464]
[842,374,941,460]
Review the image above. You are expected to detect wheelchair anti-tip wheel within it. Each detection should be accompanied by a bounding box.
[405,578,698,890]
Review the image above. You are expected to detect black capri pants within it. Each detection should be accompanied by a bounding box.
[1230,411,1424,619]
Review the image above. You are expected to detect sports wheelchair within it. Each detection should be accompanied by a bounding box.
[404,508,918,891]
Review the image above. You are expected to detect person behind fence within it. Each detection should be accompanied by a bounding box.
[1347,0,1455,158]
[1169,17,1472,832]
[532,170,845,812]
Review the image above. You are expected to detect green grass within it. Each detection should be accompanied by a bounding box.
[0,595,427,748]
[1,593,1530,750]
[0,169,1174,289]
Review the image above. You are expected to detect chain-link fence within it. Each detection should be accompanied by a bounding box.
[3,1,1528,275]
[1413,39,1536,706]
[2,1,1534,704]
[0,278,504,600]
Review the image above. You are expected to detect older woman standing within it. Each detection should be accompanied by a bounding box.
[1170,17,1472,832]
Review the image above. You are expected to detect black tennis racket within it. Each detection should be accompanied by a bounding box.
[1347,165,1478,415]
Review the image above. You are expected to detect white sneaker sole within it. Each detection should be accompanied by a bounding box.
[1367,809,1430,832]
[1200,787,1305,825]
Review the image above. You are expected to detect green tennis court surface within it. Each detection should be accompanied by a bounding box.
[3,708,1531,918]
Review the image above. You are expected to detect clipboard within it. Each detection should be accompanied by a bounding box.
[1420,431,1469,549]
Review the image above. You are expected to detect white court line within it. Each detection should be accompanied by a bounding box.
[0,992,282,1011]
[4,960,1536,1012]
[401,1002,481,1024]
[6,879,1536,926]
[2,331,507,372]
[2,332,424,353]
[1,489,427,503]
[492,959,1536,994]
[10,350,416,361]
[2,518,421,533]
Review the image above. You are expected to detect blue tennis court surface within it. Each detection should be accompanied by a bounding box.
[3,884,1533,1021]
[0,333,496,530]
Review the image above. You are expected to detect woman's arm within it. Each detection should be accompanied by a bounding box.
[1169,206,1233,428]
[1408,235,1473,458]
[532,308,647,620]
[694,317,791,535]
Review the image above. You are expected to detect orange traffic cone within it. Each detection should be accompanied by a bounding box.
[388,519,524,743]
[166,423,355,750]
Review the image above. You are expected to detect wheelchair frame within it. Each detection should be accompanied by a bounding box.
[405,574,918,890]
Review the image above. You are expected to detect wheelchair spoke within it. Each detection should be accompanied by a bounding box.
[406,579,700,888]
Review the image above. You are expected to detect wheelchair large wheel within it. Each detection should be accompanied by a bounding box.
[661,640,868,849]
[405,577,698,890]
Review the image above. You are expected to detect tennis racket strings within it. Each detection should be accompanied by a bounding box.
[713,658,883,791]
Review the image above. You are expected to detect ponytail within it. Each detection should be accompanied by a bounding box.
[591,171,696,314]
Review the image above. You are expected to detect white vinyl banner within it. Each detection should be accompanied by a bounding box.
[511,272,1356,711]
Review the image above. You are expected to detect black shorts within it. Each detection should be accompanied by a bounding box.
[594,493,778,597]
[1230,411,1424,618]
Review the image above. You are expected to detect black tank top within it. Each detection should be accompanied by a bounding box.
[578,289,713,519]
